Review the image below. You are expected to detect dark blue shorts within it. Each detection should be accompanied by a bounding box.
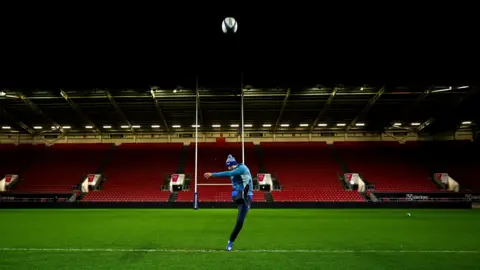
[232,190,252,205]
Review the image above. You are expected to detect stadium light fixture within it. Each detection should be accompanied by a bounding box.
[192,125,200,128]
[151,125,160,128]
[172,125,181,128]
[263,124,272,127]
[318,123,327,127]
[1,126,11,129]
[62,126,71,129]
[280,124,290,127]
[300,124,309,127]
[244,124,253,127]
[411,122,421,126]
[120,125,130,128]
[230,124,239,128]
[393,123,402,126]
[355,123,365,126]
[132,125,141,128]
[462,121,472,125]
[336,123,346,127]
[457,86,469,89]
[103,125,112,129]
[212,124,221,128]
[33,126,43,129]
[51,126,58,130]
[431,86,452,93]
[85,125,93,129]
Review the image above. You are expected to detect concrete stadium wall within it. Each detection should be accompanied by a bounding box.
[0,130,473,145]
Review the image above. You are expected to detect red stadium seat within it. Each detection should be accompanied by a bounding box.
[5,140,474,203]
[411,140,480,192]
[261,142,364,202]
[180,142,260,202]
[81,143,182,202]
[334,141,439,192]
[12,144,112,193]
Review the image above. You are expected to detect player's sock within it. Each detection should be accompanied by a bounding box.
[226,241,234,251]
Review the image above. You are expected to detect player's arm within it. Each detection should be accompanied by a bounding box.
[205,166,246,179]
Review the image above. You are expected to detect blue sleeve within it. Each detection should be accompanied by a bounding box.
[212,166,247,178]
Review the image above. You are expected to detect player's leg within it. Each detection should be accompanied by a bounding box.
[226,201,249,251]
[226,186,252,251]
[231,201,249,240]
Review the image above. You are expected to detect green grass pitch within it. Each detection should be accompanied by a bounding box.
[0,208,479,269]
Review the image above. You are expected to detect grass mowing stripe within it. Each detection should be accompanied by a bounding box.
[1,248,479,253]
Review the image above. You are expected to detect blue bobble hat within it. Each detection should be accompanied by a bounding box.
[225,154,238,167]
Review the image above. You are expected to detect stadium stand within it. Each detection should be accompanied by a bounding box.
[176,185,264,202]
[82,143,182,202]
[334,141,438,192]
[11,144,111,193]
[261,142,364,202]
[3,140,476,203]
[176,142,264,202]
[415,140,480,192]
[0,144,44,179]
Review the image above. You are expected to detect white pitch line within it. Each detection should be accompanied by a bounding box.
[0,248,479,254]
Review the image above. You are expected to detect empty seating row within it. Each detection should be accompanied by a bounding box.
[2,140,477,202]
[10,143,112,193]
[260,142,357,201]
[81,143,182,202]
[179,142,260,202]
[176,186,265,202]
[334,141,438,192]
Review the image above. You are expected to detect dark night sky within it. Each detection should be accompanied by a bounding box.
[0,7,477,89]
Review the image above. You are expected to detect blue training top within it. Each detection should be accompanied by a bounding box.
[211,163,254,196]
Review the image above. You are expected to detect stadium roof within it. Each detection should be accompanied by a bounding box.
[0,85,478,135]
